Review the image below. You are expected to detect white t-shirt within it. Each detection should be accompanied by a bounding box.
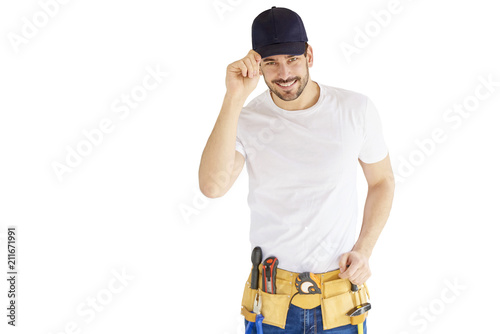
[235,82,388,273]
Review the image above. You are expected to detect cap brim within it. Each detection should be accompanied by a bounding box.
[255,41,306,59]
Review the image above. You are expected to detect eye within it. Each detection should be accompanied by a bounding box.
[289,57,298,62]
[265,62,275,66]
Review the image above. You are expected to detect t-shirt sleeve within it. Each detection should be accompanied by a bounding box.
[358,97,389,164]
[235,135,246,159]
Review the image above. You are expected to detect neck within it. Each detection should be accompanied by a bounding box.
[271,79,320,111]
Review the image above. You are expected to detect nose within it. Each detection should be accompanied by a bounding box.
[277,62,291,81]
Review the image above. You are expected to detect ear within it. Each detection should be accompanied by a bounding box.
[306,44,314,68]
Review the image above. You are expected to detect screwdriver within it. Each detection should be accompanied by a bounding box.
[250,247,262,290]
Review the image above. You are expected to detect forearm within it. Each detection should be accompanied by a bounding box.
[353,179,395,258]
[199,94,245,197]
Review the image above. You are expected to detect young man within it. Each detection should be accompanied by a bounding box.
[199,6,395,333]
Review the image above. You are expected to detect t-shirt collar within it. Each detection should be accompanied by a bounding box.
[266,81,324,116]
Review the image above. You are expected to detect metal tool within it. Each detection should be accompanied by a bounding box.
[250,247,262,290]
[262,256,278,294]
[295,272,321,294]
[346,283,371,334]
[245,293,264,334]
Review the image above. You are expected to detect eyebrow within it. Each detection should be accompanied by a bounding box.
[262,55,298,62]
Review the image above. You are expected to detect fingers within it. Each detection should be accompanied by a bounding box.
[348,266,371,286]
[338,252,371,285]
[228,50,261,78]
[243,51,261,78]
[339,262,359,281]
[339,253,349,278]
[338,253,349,274]
[253,51,262,76]
[341,265,368,285]
[248,49,262,64]
[242,58,256,78]
[350,270,371,286]
[355,271,371,285]
[234,60,248,78]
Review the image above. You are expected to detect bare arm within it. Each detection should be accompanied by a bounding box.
[338,153,395,285]
[198,50,262,198]
[353,153,395,257]
[198,96,246,198]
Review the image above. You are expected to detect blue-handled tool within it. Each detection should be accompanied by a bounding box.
[245,293,264,334]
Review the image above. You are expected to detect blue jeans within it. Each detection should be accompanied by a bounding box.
[244,304,367,334]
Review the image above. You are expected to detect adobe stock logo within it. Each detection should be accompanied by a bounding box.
[51,64,168,182]
[212,0,243,21]
[395,74,499,184]
[46,267,134,334]
[398,278,467,334]
[340,0,415,63]
[7,0,72,54]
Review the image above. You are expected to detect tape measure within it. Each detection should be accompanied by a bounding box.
[295,272,321,294]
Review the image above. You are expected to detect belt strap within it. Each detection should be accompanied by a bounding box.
[241,306,257,322]
[264,266,345,310]
[291,293,321,309]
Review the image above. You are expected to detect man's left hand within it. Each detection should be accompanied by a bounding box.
[338,251,371,285]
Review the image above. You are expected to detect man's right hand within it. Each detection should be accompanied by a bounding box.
[225,50,262,100]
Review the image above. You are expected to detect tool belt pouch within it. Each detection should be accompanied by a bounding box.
[320,279,370,330]
[241,268,370,330]
[240,272,291,329]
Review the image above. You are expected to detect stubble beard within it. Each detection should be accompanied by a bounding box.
[266,65,310,102]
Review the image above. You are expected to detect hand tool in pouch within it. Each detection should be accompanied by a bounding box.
[346,283,371,334]
[245,294,264,334]
[250,247,262,290]
[295,272,321,294]
[245,247,264,334]
[262,256,278,294]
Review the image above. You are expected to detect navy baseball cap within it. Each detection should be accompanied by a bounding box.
[252,6,308,59]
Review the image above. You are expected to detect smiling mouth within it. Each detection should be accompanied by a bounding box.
[276,79,297,89]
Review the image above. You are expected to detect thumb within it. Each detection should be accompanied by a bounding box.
[339,253,349,273]
[254,52,262,63]
[256,58,262,75]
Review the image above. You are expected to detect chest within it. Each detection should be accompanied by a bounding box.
[243,111,363,187]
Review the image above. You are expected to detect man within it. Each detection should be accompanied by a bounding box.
[199,6,395,333]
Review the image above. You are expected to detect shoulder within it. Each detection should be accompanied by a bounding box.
[319,83,371,127]
[319,83,368,108]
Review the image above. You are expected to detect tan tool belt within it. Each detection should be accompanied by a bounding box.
[241,265,370,330]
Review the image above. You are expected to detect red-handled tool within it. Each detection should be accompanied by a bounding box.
[262,256,278,294]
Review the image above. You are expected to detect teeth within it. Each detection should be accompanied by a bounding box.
[278,80,296,87]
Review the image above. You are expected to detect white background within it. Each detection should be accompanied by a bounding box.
[1,0,499,333]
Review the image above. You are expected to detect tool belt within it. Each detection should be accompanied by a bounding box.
[240,265,370,330]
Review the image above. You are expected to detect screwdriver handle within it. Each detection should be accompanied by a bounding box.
[251,247,262,290]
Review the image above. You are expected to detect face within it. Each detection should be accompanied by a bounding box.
[260,52,310,102]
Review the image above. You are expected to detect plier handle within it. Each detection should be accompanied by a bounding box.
[245,293,264,334]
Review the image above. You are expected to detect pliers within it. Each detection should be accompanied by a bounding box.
[245,293,264,334]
